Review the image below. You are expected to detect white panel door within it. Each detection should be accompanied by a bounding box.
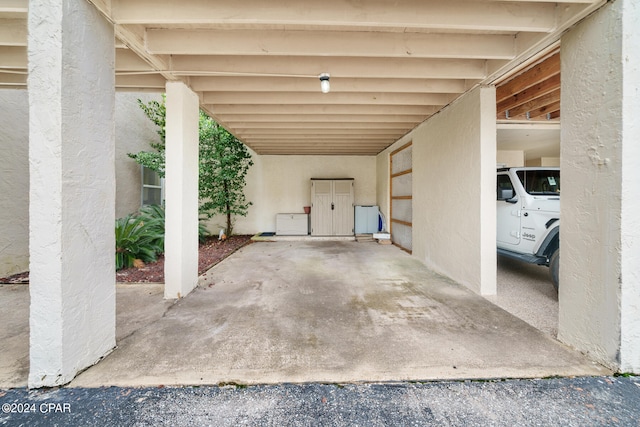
[332,180,354,235]
[311,180,333,235]
[311,179,354,236]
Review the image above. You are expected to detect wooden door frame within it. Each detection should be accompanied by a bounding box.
[390,141,413,253]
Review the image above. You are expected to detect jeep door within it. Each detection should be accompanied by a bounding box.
[496,173,521,246]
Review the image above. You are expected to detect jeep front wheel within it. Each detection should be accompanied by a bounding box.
[549,250,559,291]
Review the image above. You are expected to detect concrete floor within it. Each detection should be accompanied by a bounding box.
[1,241,608,389]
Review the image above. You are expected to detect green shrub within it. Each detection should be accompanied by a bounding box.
[138,204,210,244]
[115,214,164,270]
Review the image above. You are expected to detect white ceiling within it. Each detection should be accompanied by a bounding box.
[0,0,606,155]
[497,124,560,159]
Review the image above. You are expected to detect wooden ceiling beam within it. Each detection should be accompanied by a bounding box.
[497,73,560,113]
[170,56,487,80]
[111,0,556,32]
[203,91,457,106]
[0,18,26,45]
[191,76,468,94]
[500,88,560,118]
[205,104,438,116]
[147,29,515,59]
[496,51,559,103]
[228,121,415,130]
[219,114,425,123]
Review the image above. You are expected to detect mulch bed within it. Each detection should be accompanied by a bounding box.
[0,234,253,285]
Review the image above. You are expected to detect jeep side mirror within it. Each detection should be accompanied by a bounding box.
[499,188,514,200]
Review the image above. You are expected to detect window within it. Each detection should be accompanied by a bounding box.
[516,170,560,195]
[497,174,514,200]
[141,166,164,206]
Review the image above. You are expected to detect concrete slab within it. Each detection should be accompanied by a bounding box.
[0,283,171,389]
[66,241,608,387]
[0,285,29,387]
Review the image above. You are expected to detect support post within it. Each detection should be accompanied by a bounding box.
[164,81,200,299]
[28,0,116,388]
[559,0,640,372]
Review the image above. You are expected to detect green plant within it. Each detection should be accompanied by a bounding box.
[127,96,166,177]
[139,204,210,244]
[128,96,253,237]
[115,214,164,270]
[198,114,253,236]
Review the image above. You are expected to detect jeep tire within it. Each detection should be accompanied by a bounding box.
[549,249,559,291]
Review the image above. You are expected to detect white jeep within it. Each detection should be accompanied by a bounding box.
[497,167,560,290]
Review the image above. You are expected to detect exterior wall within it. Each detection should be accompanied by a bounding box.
[559,0,640,372]
[497,150,524,167]
[208,155,377,234]
[0,90,29,277]
[115,92,164,218]
[525,157,560,167]
[379,86,497,294]
[376,150,391,231]
[0,90,163,277]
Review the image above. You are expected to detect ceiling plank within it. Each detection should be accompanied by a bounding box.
[496,51,560,103]
[222,114,425,123]
[146,29,516,60]
[191,76,468,94]
[0,70,25,86]
[205,104,438,116]
[501,88,560,118]
[203,91,457,106]
[0,45,25,68]
[111,0,556,32]
[0,0,27,13]
[229,122,415,130]
[497,73,561,114]
[171,56,488,80]
[0,18,26,45]
[116,73,167,90]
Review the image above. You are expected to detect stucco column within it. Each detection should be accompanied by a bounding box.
[411,85,496,295]
[28,1,116,387]
[559,0,640,373]
[164,81,200,299]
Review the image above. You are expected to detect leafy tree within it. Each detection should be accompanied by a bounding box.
[128,96,253,236]
[128,96,166,176]
[198,114,253,236]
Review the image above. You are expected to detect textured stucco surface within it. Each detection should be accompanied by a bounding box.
[115,92,164,218]
[619,0,640,373]
[559,0,640,372]
[164,82,200,299]
[27,1,116,387]
[0,90,29,277]
[387,86,496,294]
[0,90,162,277]
[209,155,377,235]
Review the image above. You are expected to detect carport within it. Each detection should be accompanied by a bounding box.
[0,241,608,388]
[0,0,638,388]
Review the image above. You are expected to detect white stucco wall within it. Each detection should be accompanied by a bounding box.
[209,154,377,234]
[0,90,29,277]
[559,0,640,372]
[115,92,164,218]
[0,90,164,277]
[497,150,524,167]
[376,151,391,232]
[378,86,497,294]
[28,1,116,387]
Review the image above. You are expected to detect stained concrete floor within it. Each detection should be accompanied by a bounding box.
[1,241,608,389]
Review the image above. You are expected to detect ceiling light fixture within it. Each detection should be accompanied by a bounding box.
[319,73,330,93]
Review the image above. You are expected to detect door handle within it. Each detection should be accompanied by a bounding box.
[331,203,335,210]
